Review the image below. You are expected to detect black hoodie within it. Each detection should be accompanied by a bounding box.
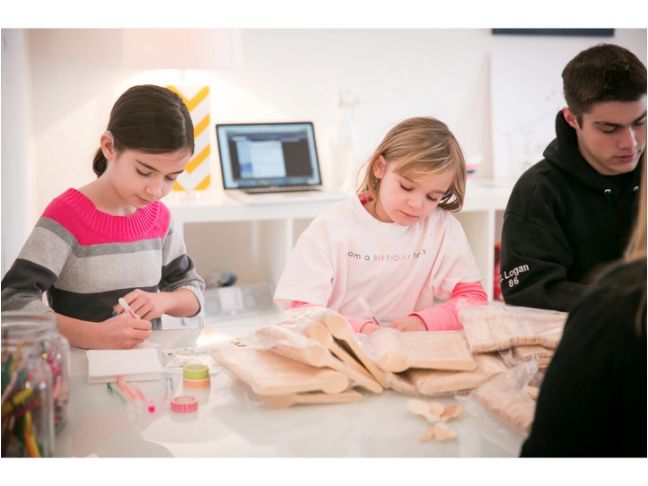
[500,111,642,312]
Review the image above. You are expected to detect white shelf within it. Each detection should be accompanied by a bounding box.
[167,180,513,301]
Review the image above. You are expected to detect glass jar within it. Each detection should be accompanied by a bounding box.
[2,311,71,455]
[2,318,54,457]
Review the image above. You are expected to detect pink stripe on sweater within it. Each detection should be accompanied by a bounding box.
[42,188,170,245]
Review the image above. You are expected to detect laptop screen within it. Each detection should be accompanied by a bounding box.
[216,122,322,190]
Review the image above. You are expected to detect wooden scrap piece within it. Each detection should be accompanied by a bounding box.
[367,329,477,373]
[321,309,388,387]
[263,389,365,409]
[211,344,349,396]
[267,320,383,394]
[407,354,507,396]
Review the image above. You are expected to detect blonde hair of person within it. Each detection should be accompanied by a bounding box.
[624,152,646,262]
[357,117,466,212]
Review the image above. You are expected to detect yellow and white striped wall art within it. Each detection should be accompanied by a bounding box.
[167,85,212,191]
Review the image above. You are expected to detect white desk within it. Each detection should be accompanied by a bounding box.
[54,318,524,458]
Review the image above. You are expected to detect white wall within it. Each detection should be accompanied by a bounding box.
[22,28,646,221]
[1,30,33,276]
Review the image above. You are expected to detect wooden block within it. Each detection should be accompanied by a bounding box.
[264,389,365,409]
[211,344,349,396]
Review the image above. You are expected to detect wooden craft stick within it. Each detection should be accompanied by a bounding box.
[254,325,330,367]
[264,389,365,409]
[212,345,349,396]
[256,323,383,394]
[304,322,377,381]
[321,311,388,387]
[366,327,408,372]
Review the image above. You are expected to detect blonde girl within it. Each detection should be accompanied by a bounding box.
[274,117,487,333]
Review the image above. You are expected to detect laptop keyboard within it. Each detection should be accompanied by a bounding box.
[243,186,318,194]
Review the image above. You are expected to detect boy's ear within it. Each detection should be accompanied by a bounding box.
[99,132,115,160]
[373,155,386,179]
[562,107,579,130]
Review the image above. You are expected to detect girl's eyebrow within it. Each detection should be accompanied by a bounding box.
[135,159,184,175]
[399,174,447,196]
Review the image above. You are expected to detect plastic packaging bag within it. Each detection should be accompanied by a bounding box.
[457,301,567,353]
[455,361,538,454]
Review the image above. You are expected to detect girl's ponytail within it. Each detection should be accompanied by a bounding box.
[92,148,107,176]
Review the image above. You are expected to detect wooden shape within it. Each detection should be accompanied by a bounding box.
[254,324,330,367]
[273,307,374,380]
[407,354,507,396]
[367,329,477,372]
[255,323,383,394]
[440,403,464,421]
[421,422,458,442]
[365,327,408,372]
[320,310,388,387]
[458,304,567,353]
[263,389,365,409]
[473,383,536,435]
[407,399,440,423]
[384,371,418,395]
[211,344,349,396]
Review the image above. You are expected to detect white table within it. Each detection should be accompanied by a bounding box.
[54,317,525,457]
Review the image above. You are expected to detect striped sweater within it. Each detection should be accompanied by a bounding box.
[1,188,204,328]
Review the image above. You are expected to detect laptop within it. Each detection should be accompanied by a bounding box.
[216,122,350,205]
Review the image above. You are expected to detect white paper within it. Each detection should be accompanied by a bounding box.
[86,348,164,383]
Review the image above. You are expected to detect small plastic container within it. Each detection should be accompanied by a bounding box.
[1,315,57,457]
[203,282,277,319]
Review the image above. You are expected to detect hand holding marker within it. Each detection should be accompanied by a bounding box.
[358,297,381,327]
[118,297,140,319]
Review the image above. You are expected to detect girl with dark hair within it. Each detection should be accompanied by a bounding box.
[2,85,205,349]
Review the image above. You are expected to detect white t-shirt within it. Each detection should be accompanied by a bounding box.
[274,194,482,322]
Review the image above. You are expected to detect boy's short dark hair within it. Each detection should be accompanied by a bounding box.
[562,43,646,119]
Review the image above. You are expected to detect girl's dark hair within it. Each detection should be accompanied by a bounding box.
[92,85,194,176]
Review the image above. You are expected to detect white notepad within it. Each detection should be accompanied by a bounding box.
[86,348,164,383]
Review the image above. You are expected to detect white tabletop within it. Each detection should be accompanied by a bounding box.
[54,317,525,457]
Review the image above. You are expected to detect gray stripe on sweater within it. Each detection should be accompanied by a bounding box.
[56,249,162,293]
[18,224,72,276]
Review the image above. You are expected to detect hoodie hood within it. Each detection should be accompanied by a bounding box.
[543,111,642,196]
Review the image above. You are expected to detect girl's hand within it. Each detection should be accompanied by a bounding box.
[98,313,152,349]
[360,321,382,334]
[387,315,427,332]
[115,289,171,321]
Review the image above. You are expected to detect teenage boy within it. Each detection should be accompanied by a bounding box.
[500,43,646,311]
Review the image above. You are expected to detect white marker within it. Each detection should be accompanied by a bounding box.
[357,297,381,326]
[118,297,140,319]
